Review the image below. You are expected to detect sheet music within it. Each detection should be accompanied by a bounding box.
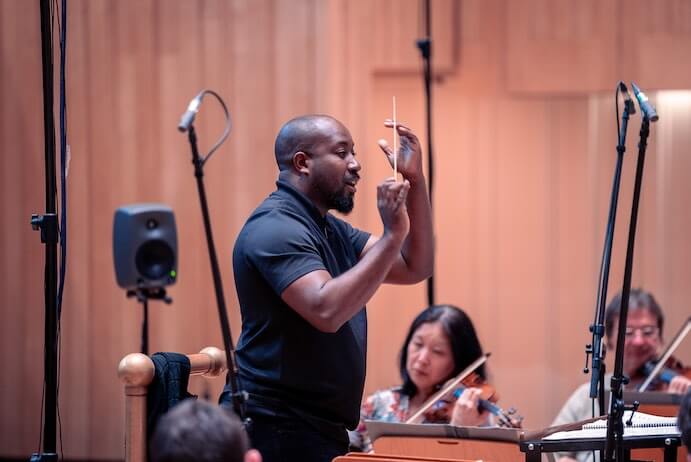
[543,411,679,441]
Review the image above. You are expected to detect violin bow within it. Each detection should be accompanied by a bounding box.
[405,352,491,424]
[638,316,691,391]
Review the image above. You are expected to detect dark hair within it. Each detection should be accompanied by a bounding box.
[604,288,664,340]
[399,304,485,397]
[679,391,691,452]
[150,399,248,462]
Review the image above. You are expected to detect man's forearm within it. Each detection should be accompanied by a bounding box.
[298,235,401,332]
[399,178,434,281]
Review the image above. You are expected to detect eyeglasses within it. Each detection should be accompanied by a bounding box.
[624,325,659,339]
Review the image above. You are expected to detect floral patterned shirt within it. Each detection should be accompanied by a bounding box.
[349,385,499,452]
[348,387,417,452]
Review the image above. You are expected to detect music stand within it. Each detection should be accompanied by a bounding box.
[367,421,534,462]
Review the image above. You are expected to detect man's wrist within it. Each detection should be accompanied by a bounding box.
[381,229,406,247]
[404,172,425,188]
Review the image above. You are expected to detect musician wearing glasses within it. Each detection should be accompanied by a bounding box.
[552,289,691,462]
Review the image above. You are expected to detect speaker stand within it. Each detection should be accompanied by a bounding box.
[126,288,172,355]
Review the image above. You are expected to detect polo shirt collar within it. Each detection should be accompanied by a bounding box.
[275,179,328,228]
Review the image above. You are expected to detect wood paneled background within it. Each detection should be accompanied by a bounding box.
[1,0,690,459]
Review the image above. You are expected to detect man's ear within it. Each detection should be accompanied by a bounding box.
[293,151,310,175]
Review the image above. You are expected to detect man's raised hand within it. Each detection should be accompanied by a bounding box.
[378,120,424,184]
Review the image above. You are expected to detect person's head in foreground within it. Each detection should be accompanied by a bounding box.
[150,399,261,462]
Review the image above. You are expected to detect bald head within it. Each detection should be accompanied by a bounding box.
[274,115,346,171]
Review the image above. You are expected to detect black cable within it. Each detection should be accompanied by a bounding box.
[56,0,67,455]
[57,327,64,461]
[417,0,435,307]
[57,0,67,324]
[37,383,45,454]
[35,0,58,453]
[615,84,621,159]
[591,82,622,332]
[198,90,231,165]
[35,0,60,455]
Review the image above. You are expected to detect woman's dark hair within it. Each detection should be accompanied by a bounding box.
[399,304,485,397]
[604,288,664,340]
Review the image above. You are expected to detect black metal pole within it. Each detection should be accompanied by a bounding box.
[141,299,149,355]
[29,0,59,460]
[588,89,634,415]
[604,116,651,462]
[416,0,435,307]
[187,126,245,421]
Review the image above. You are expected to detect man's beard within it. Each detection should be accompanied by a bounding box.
[328,189,354,214]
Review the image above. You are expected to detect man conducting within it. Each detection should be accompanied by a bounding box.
[221,114,434,462]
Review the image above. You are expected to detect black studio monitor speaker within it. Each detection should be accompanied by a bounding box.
[113,204,178,290]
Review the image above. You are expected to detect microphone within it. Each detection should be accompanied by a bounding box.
[618,82,636,114]
[631,82,659,122]
[178,90,205,132]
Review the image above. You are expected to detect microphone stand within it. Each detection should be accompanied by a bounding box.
[603,114,653,462]
[126,287,172,355]
[181,94,246,421]
[416,0,435,306]
[29,1,59,460]
[587,84,635,424]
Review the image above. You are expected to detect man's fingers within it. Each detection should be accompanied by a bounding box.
[378,139,394,166]
[384,119,411,132]
[384,119,419,146]
[396,181,410,204]
[377,180,410,212]
[387,180,410,206]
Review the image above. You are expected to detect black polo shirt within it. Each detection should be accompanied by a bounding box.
[230,179,370,439]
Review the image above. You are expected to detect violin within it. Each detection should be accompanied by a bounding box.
[404,353,523,428]
[639,356,691,393]
[422,371,524,428]
[637,316,691,393]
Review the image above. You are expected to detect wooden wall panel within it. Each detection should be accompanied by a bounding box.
[507,0,618,93]
[643,93,691,355]
[2,0,691,459]
[57,0,93,453]
[370,0,456,74]
[508,0,691,93]
[492,98,553,424]
[546,98,600,414]
[620,0,691,89]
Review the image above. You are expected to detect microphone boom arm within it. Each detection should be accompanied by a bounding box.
[179,91,246,421]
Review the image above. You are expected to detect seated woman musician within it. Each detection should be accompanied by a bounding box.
[349,304,506,452]
[552,288,691,462]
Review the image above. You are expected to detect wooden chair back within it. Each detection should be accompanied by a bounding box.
[117,347,227,462]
